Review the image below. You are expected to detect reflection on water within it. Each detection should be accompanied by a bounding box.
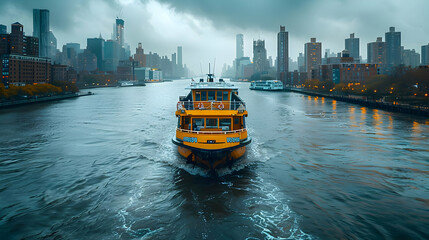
[0,81,428,239]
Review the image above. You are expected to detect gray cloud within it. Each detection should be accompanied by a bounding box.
[1,0,428,75]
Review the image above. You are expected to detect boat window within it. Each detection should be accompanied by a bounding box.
[208,91,215,101]
[192,118,204,131]
[177,117,180,128]
[201,91,207,101]
[223,91,229,101]
[216,91,223,101]
[195,91,201,101]
[219,118,231,131]
[206,118,218,128]
[182,116,190,130]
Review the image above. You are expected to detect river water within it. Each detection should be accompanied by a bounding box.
[0,80,428,240]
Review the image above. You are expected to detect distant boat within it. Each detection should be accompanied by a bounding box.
[120,81,134,87]
[118,80,146,87]
[250,80,283,91]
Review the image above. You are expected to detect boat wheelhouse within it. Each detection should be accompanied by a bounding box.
[172,75,251,169]
[249,80,283,91]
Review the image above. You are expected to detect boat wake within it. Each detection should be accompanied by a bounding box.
[240,176,312,239]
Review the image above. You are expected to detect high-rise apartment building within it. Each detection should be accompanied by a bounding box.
[33,9,50,57]
[253,39,268,73]
[385,27,401,67]
[367,37,386,65]
[277,26,289,83]
[25,36,39,57]
[134,43,146,68]
[0,22,38,57]
[10,22,24,55]
[236,34,244,59]
[402,49,420,68]
[345,33,359,61]
[422,44,429,65]
[304,38,322,79]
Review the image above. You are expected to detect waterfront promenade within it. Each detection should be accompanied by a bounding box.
[285,87,429,117]
[0,92,93,109]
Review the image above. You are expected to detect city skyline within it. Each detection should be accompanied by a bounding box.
[1,0,429,76]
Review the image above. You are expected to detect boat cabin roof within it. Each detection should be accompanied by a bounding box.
[186,81,238,90]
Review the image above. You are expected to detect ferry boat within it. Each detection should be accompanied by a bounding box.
[172,74,251,170]
[249,80,283,91]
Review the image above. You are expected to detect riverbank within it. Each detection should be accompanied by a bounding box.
[286,87,429,117]
[0,92,92,109]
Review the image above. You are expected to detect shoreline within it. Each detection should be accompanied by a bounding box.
[0,92,93,110]
[285,87,429,117]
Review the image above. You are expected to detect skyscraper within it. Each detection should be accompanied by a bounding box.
[304,38,322,79]
[0,24,6,34]
[115,18,125,47]
[385,27,401,67]
[33,9,50,57]
[236,34,244,59]
[277,26,289,83]
[422,44,429,66]
[177,46,182,68]
[47,31,57,59]
[87,36,105,71]
[66,43,81,55]
[297,53,305,72]
[253,39,268,73]
[104,40,120,71]
[345,33,359,61]
[171,52,176,66]
[367,37,386,64]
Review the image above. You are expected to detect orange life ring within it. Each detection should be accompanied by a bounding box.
[218,102,224,110]
[198,102,204,109]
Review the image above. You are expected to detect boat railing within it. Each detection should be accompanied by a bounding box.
[176,128,246,135]
[177,101,246,111]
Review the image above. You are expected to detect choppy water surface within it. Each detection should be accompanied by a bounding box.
[0,81,428,239]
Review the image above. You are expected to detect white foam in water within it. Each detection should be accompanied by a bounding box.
[156,135,276,177]
[115,179,166,239]
[244,177,313,240]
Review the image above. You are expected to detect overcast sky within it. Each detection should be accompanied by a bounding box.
[1,0,428,76]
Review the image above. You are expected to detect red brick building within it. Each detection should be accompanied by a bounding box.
[2,55,51,86]
[320,63,380,84]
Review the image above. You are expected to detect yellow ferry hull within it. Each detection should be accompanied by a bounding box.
[173,138,251,170]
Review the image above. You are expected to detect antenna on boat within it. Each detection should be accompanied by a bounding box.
[207,63,214,82]
[200,62,203,77]
[213,58,216,77]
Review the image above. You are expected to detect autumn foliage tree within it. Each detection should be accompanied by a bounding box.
[0,83,63,100]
